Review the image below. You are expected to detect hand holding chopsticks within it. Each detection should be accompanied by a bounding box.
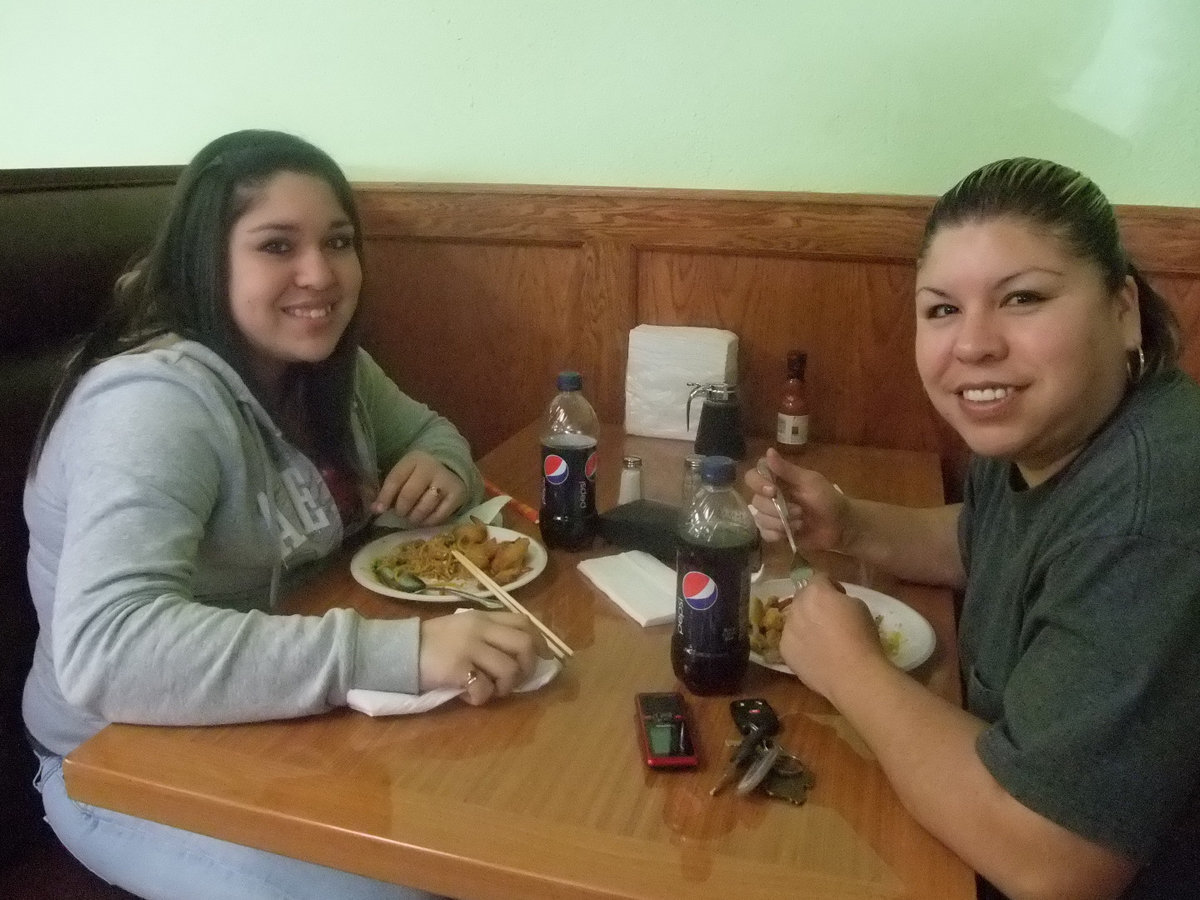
[451,549,573,659]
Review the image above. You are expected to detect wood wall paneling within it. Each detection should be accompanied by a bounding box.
[362,240,588,458]
[1157,275,1200,380]
[355,185,1200,499]
[636,251,942,449]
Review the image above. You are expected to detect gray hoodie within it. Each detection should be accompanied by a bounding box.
[23,338,482,755]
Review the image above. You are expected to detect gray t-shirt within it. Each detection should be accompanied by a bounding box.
[959,370,1200,898]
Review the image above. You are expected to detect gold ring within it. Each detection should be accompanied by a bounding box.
[463,670,479,688]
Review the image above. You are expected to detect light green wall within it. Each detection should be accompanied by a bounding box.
[4,1,1199,205]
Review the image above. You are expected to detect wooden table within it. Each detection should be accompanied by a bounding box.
[65,423,975,899]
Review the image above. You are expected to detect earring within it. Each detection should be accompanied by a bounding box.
[1127,346,1146,384]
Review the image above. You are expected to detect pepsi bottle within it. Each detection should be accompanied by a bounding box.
[672,456,759,695]
[539,371,599,550]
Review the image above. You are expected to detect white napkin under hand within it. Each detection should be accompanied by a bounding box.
[577,550,676,627]
[347,656,562,717]
[373,494,511,531]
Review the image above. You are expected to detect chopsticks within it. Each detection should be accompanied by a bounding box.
[450,548,573,659]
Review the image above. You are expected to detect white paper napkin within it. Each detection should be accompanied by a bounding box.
[577,550,676,627]
[373,494,511,531]
[624,325,739,440]
[347,656,562,717]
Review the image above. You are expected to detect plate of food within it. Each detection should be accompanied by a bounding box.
[749,578,935,673]
[350,518,547,602]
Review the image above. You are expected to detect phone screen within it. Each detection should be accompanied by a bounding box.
[647,719,682,756]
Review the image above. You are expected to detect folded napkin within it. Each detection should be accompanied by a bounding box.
[347,656,562,717]
[373,494,511,531]
[624,324,739,440]
[577,550,677,627]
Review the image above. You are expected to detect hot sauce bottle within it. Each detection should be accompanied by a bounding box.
[774,350,809,454]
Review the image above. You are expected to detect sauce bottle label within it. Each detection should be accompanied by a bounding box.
[776,413,809,446]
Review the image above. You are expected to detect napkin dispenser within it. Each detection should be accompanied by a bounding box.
[686,381,746,459]
[625,325,739,441]
[598,499,681,564]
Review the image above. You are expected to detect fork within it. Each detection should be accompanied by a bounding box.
[755,458,812,581]
[442,587,505,610]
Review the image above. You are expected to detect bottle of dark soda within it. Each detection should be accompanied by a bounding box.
[672,455,759,695]
[539,371,599,550]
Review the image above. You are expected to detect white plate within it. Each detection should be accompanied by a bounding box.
[749,578,936,673]
[350,525,547,602]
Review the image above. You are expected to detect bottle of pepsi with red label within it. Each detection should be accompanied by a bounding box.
[539,371,599,550]
[672,455,758,694]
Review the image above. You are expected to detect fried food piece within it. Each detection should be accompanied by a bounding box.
[486,536,531,586]
[459,538,499,570]
[490,536,529,574]
[750,594,789,664]
[491,566,525,585]
[453,516,489,545]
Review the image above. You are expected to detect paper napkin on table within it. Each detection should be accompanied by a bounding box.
[346,657,562,717]
[577,550,676,627]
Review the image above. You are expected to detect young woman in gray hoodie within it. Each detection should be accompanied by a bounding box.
[23,130,542,899]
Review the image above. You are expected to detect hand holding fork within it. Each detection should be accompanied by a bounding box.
[754,458,813,583]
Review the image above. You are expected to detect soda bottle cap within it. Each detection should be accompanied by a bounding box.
[622,456,642,469]
[699,455,736,486]
[556,371,583,391]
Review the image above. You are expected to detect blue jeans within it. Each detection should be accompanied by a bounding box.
[33,746,443,900]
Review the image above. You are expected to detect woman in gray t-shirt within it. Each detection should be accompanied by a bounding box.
[748,157,1199,899]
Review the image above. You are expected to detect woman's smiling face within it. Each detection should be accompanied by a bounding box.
[226,170,361,394]
[915,216,1140,485]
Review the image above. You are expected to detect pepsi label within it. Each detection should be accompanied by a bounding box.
[680,570,720,612]
[672,532,756,694]
[543,453,570,485]
[539,433,598,550]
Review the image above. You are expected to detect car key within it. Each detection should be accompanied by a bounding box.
[712,699,786,797]
[730,698,781,739]
[736,739,782,795]
[709,724,765,796]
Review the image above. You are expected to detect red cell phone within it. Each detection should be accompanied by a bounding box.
[635,692,699,769]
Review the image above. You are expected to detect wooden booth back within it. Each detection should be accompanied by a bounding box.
[353,185,1200,497]
[0,166,179,866]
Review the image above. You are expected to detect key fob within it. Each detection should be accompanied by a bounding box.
[730,698,781,738]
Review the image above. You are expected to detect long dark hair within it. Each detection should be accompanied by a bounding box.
[33,129,365,468]
[919,157,1181,378]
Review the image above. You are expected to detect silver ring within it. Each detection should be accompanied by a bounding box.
[463,670,479,688]
[427,485,444,499]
